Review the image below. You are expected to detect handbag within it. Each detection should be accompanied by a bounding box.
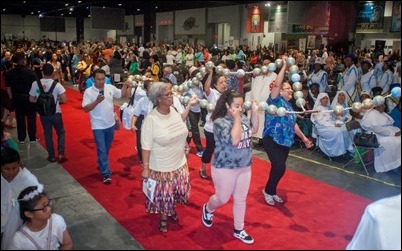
[354,131,379,148]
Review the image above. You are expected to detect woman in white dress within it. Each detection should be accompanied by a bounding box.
[331,90,352,124]
[311,93,353,157]
[360,103,401,172]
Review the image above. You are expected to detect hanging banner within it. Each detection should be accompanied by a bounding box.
[391,1,401,32]
[246,5,265,33]
[268,5,287,33]
[356,1,385,33]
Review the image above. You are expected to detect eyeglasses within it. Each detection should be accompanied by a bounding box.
[30,199,53,212]
[162,92,173,97]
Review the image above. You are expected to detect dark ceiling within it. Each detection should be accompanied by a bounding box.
[1,1,263,17]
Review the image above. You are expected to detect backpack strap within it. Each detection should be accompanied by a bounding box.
[48,80,58,94]
[37,80,45,94]
[128,86,138,107]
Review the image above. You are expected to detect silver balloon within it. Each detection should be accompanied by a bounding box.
[252,68,261,77]
[243,101,252,110]
[127,75,134,82]
[222,68,231,77]
[362,98,375,110]
[192,79,199,86]
[196,72,204,81]
[205,61,215,70]
[261,66,268,75]
[275,59,283,69]
[200,99,208,108]
[292,82,303,92]
[199,66,206,76]
[216,65,224,75]
[172,85,179,92]
[186,80,193,88]
[289,65,299,75]
[178,85,183,93]
[293,91,304,100]
[268,63,276,72]
[131,81,138,88]
[373,95,385,106]
[182,83,189,92]
[134,74,142,81]
[267,104,278,115]
[236,69,246,78]
[258,101,269,111]
[295,98,306,109]
[179,95,184,103]
[333,104,344,116]
[182,96,190,105]
[286,57,296,66]
[207,103,215,112]
[276,107,287,117]
[351,102,363,113]
[141,76,148,81]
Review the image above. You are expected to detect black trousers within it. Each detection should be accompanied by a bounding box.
[262,135,290,195]
[187,110,203,151]
[135,115,144,162]
[13,97,37,142]
[201,130,215,164]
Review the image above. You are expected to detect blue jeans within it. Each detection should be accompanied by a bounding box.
[93,126,115,178]
[40,113,65,158]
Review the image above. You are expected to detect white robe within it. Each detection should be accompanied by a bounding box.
[247,72,277,139]
[347,194,401,250]
[1,168,39,250]
[360,109,401,172]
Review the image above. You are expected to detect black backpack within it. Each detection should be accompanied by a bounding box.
[36,80,57,116]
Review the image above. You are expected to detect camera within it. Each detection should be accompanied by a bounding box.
[99,90,104,95]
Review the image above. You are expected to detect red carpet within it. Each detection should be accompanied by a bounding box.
[37,87,371,250]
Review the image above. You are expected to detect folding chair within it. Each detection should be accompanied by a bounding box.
[343,120,377,175]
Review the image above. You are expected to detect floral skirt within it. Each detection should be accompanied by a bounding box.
[145,164,191,216]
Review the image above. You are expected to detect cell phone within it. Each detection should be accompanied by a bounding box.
[99,90,104,95]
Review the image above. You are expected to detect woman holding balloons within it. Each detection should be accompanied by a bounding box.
[261,56,313,206]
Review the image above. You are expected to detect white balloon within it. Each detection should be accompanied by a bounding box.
[289,65,299,75]
[196,72,204,81]
[267,104,278,115]
[207,103,215,112]
[293,91,304,100]
[216,65,224,75]
[276,107,287,117]
[252,68,261,77]
[292,82,303,92]
[243,101,252,110]
[200,99,208,108]
[222,68,230,77]
[286,57,296,66]
[236,69,246,78]
[261,66,268,74]
[206,61,215,70]
[296,98,306,108]
[333,104,344,116]
[199,66,206,76]
[352,102,363,113]
[362,98,374,110]
[275,59,283,69]
[268,63,276,72]
[258,101,269,111]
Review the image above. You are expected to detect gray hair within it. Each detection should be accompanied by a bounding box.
[148,81,170,106]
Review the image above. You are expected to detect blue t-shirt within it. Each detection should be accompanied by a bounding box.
[263,95,297,147]
[212,114,253,169]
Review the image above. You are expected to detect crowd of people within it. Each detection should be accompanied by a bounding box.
[1,37,401,247]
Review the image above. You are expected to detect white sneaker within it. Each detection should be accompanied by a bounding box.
[233,229,254,244]
[272,195,284,203]
[262,190,275,206]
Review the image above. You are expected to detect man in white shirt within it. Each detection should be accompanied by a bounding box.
[82,68,131,184]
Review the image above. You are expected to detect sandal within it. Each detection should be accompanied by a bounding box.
[171,211,178,221]
[159,219,168,233]
[199,169,208,179]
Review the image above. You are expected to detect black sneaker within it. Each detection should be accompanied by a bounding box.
[233,229,254,244]
[201,204,213,227]
[103,176,112,184]
[30,138,40,143]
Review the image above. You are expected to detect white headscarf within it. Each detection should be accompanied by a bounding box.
[313,92,331,111]
[331,90,350,109]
